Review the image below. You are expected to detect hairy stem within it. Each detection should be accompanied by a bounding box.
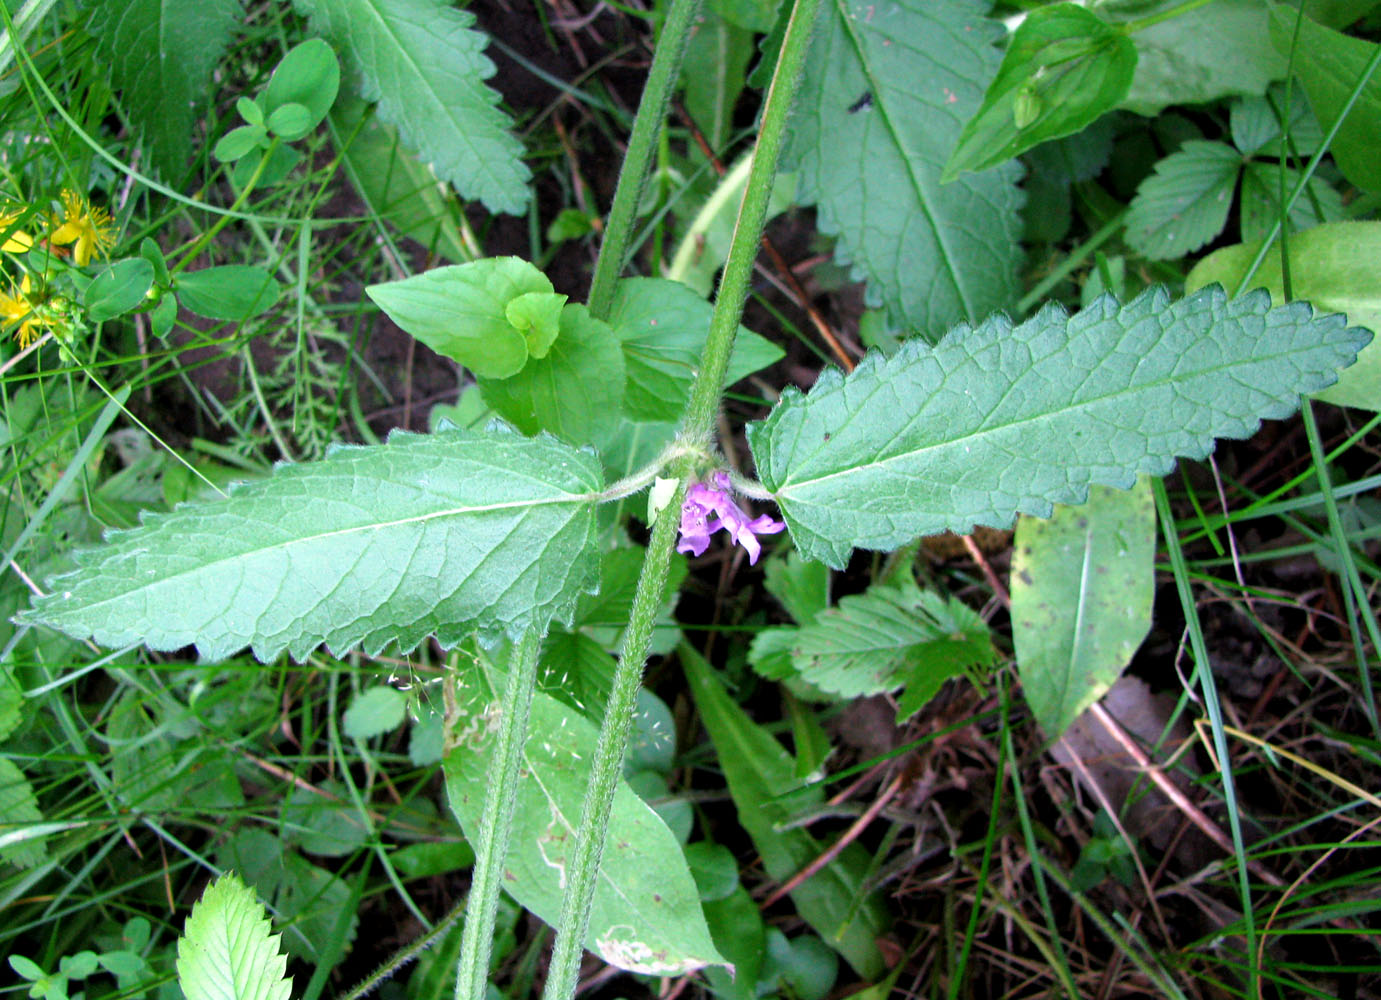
[540,0,824,996]
[453,628,542,1000]
[585,0,705,321]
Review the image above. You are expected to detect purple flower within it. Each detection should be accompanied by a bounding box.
[676,471,785,565]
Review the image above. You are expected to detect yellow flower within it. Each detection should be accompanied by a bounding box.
[49,189,114,267]
[0,208,34,254]
[0,274,42,347]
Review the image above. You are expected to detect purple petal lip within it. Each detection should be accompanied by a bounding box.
[675,475,785,564]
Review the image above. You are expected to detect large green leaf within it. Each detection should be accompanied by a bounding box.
[1186,222,1381,412]
[443,646,724,975]
[366,258,556,378]
[479,305,626,447]
[783,0,1024,339]
[943,4,1136,181]
[1011,478,1156,739]
[609,278,784,423]
[88,0,242,177]
[681,643,888,978]
[1108,0,1286,115]
[176,873,293,1000]
[1268,7,1381,192]
[1123,140,1241,261]
[20,427,603,661]
[747,286,1369,568]
[293,0,530,214]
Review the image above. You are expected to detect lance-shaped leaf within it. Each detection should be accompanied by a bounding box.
[747,286,1370,569]
[444,646,725,975]
[784,0,1024,339]
[19,427,603,661]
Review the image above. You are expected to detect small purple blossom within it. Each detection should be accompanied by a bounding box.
[676,471,785,565]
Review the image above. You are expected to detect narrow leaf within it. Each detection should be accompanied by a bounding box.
[747,286,1370,568]
[944,4,1136,180]
[294,0,531,214]
[784,0,1024,338]
[20,427,603,661]
[681,643,888,978]
[1011,478,1156,738]
[87,0,242,177]
[176,872,292,1000]
[1123,141,1242,260]
[443,646,725,975]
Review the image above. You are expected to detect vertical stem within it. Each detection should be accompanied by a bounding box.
[585,0,706,321]
[453,628,542,1000]
[540,2,824,998]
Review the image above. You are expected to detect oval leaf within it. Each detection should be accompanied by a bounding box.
[1011,478,1156,739]
[367,257,553,378]
[443,646,725,975]
[747,286,1370,568]
[343,686,407,739]
[84,258,154,322]
[20,426,603,661]
[177,266,282,321]
[265,37,341,137]
[267,102,314,141]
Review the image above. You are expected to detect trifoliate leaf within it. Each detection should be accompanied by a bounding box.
[784,0,1024,339]
[747,286,1370,569]
[176,872,292,1000]
[20,427,603,661]
[87,0,242,177]
[761,577,994,720]
[294,0,531,214]
[264,38,340,140]
[1238,162,1343,245]
[1124,140,1242,260]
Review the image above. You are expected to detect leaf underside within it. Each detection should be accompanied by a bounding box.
[20,427,602,661]
[293,0,531,214]
[747,285,1370,568]
[785,0,1024,339]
